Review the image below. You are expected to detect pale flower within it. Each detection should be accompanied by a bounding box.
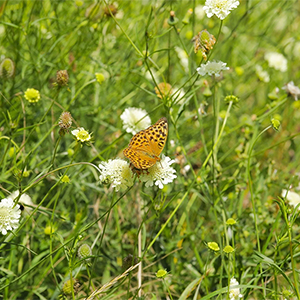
[197,60,229,77]
[281,189,300,211]
[282,81,300,101]
[229,277,243,300]
[255,65,270,83]
[8,190,33,215]
[71,127,91,142]
[0,197,21,235]
[174,47,189,73]
[203,0,240,20]
[139,155,177,189]
[265,52,287,72]
[99,158,134,191]
[195,5,205,19]
[120,107,151,135]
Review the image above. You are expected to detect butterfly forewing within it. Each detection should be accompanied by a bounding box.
[123,117,168,170]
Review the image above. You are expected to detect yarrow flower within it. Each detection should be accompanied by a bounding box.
[282,81,300,101]
[203,0,240,20]
[8,190,33,215]
[197,60,229,77]
[265,52,287,72]
[228,277,243,299]
[99,158,134,191]
[24,88,41,103]
[71,127,91,142]
[139,155,177,189]
[120,107,151,135]
[281,189,300,211]
[0,197,21,235]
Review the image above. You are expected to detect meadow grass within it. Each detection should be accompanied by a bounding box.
[0,0,300,299]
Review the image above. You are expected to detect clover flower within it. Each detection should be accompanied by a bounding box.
[139,155,177,189]
[99,158,134,191]
[281,189,300,211]
[265,52,287,72]
[120,107,151,135]
[24,88,41,103]
[71,127,91,142]
[282,81,300,101]
[228,277,243,299]
[0,197,21,235]
[203,0,240,20]
[197,60,229,77]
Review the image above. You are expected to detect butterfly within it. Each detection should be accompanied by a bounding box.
[123,117,168,169]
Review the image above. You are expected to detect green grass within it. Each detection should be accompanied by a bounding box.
[1,0,300,299]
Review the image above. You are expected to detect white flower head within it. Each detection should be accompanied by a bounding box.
[0,197,21,235]
[139,155,177,189]
[99,158,134,191]
[265,52,287,72]
[255,65,270,83]
[71,127,91,142]
[197,60,229,77]
[174,47,189,73]
[120,107,151,135]
[229,277,243,300]
[282,81,300,101]
[8,190,33,215]
[203,0,240,20]
[281,189,300,211]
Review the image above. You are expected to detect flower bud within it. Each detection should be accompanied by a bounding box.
[182,8,193,25]
[168,11,178,26]
[0,58,15,78]
[271,118,280,131]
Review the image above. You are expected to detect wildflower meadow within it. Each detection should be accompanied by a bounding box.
[1,0,300,299]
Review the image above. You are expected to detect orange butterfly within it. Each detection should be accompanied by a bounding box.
[123,117,168,169]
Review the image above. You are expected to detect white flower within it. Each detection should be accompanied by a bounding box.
[281,189,300,211]
[195,5,205,19]
[282,81,300,101]
[8,190,33,215]
[197,60,229,77]
[229,277,243,300]
[174,47,189,73]
[265,52,287,72]
[0,197,21,235]
[203,0,240,20]
[139,155,177,189]
[71,127,91,142]
[120,107,151,135]
[99,158,134,191]
[255,65,270,83]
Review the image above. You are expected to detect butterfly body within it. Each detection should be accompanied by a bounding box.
[123,117,168,169]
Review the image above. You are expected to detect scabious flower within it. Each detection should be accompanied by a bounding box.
[255,65,270,83]
[0,197,21,235]
[193,30,216,60]
[56,70,69,86]
[197,60,229,77]
[265,52,287,72]
[281,189,300,211]
[8,190,33,215]
[120,107,151,135]
[24,88,41,103]
[99,158,134,191]
[282,81,300,101]
[203,0,240,20]
[71,127,91,142]
[228,277,243,299]
[139,155,177,189]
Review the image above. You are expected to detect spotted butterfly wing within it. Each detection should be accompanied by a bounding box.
[123,117,168,169]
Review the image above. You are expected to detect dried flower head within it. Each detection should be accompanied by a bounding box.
[154,83,173,99]
[59,112,72,133]
[104,4,118,16]
[56,70,69,86]
[24,88,41,103]
[0,58,15,78]
[193,29,216,60]
[62,279,80,295]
